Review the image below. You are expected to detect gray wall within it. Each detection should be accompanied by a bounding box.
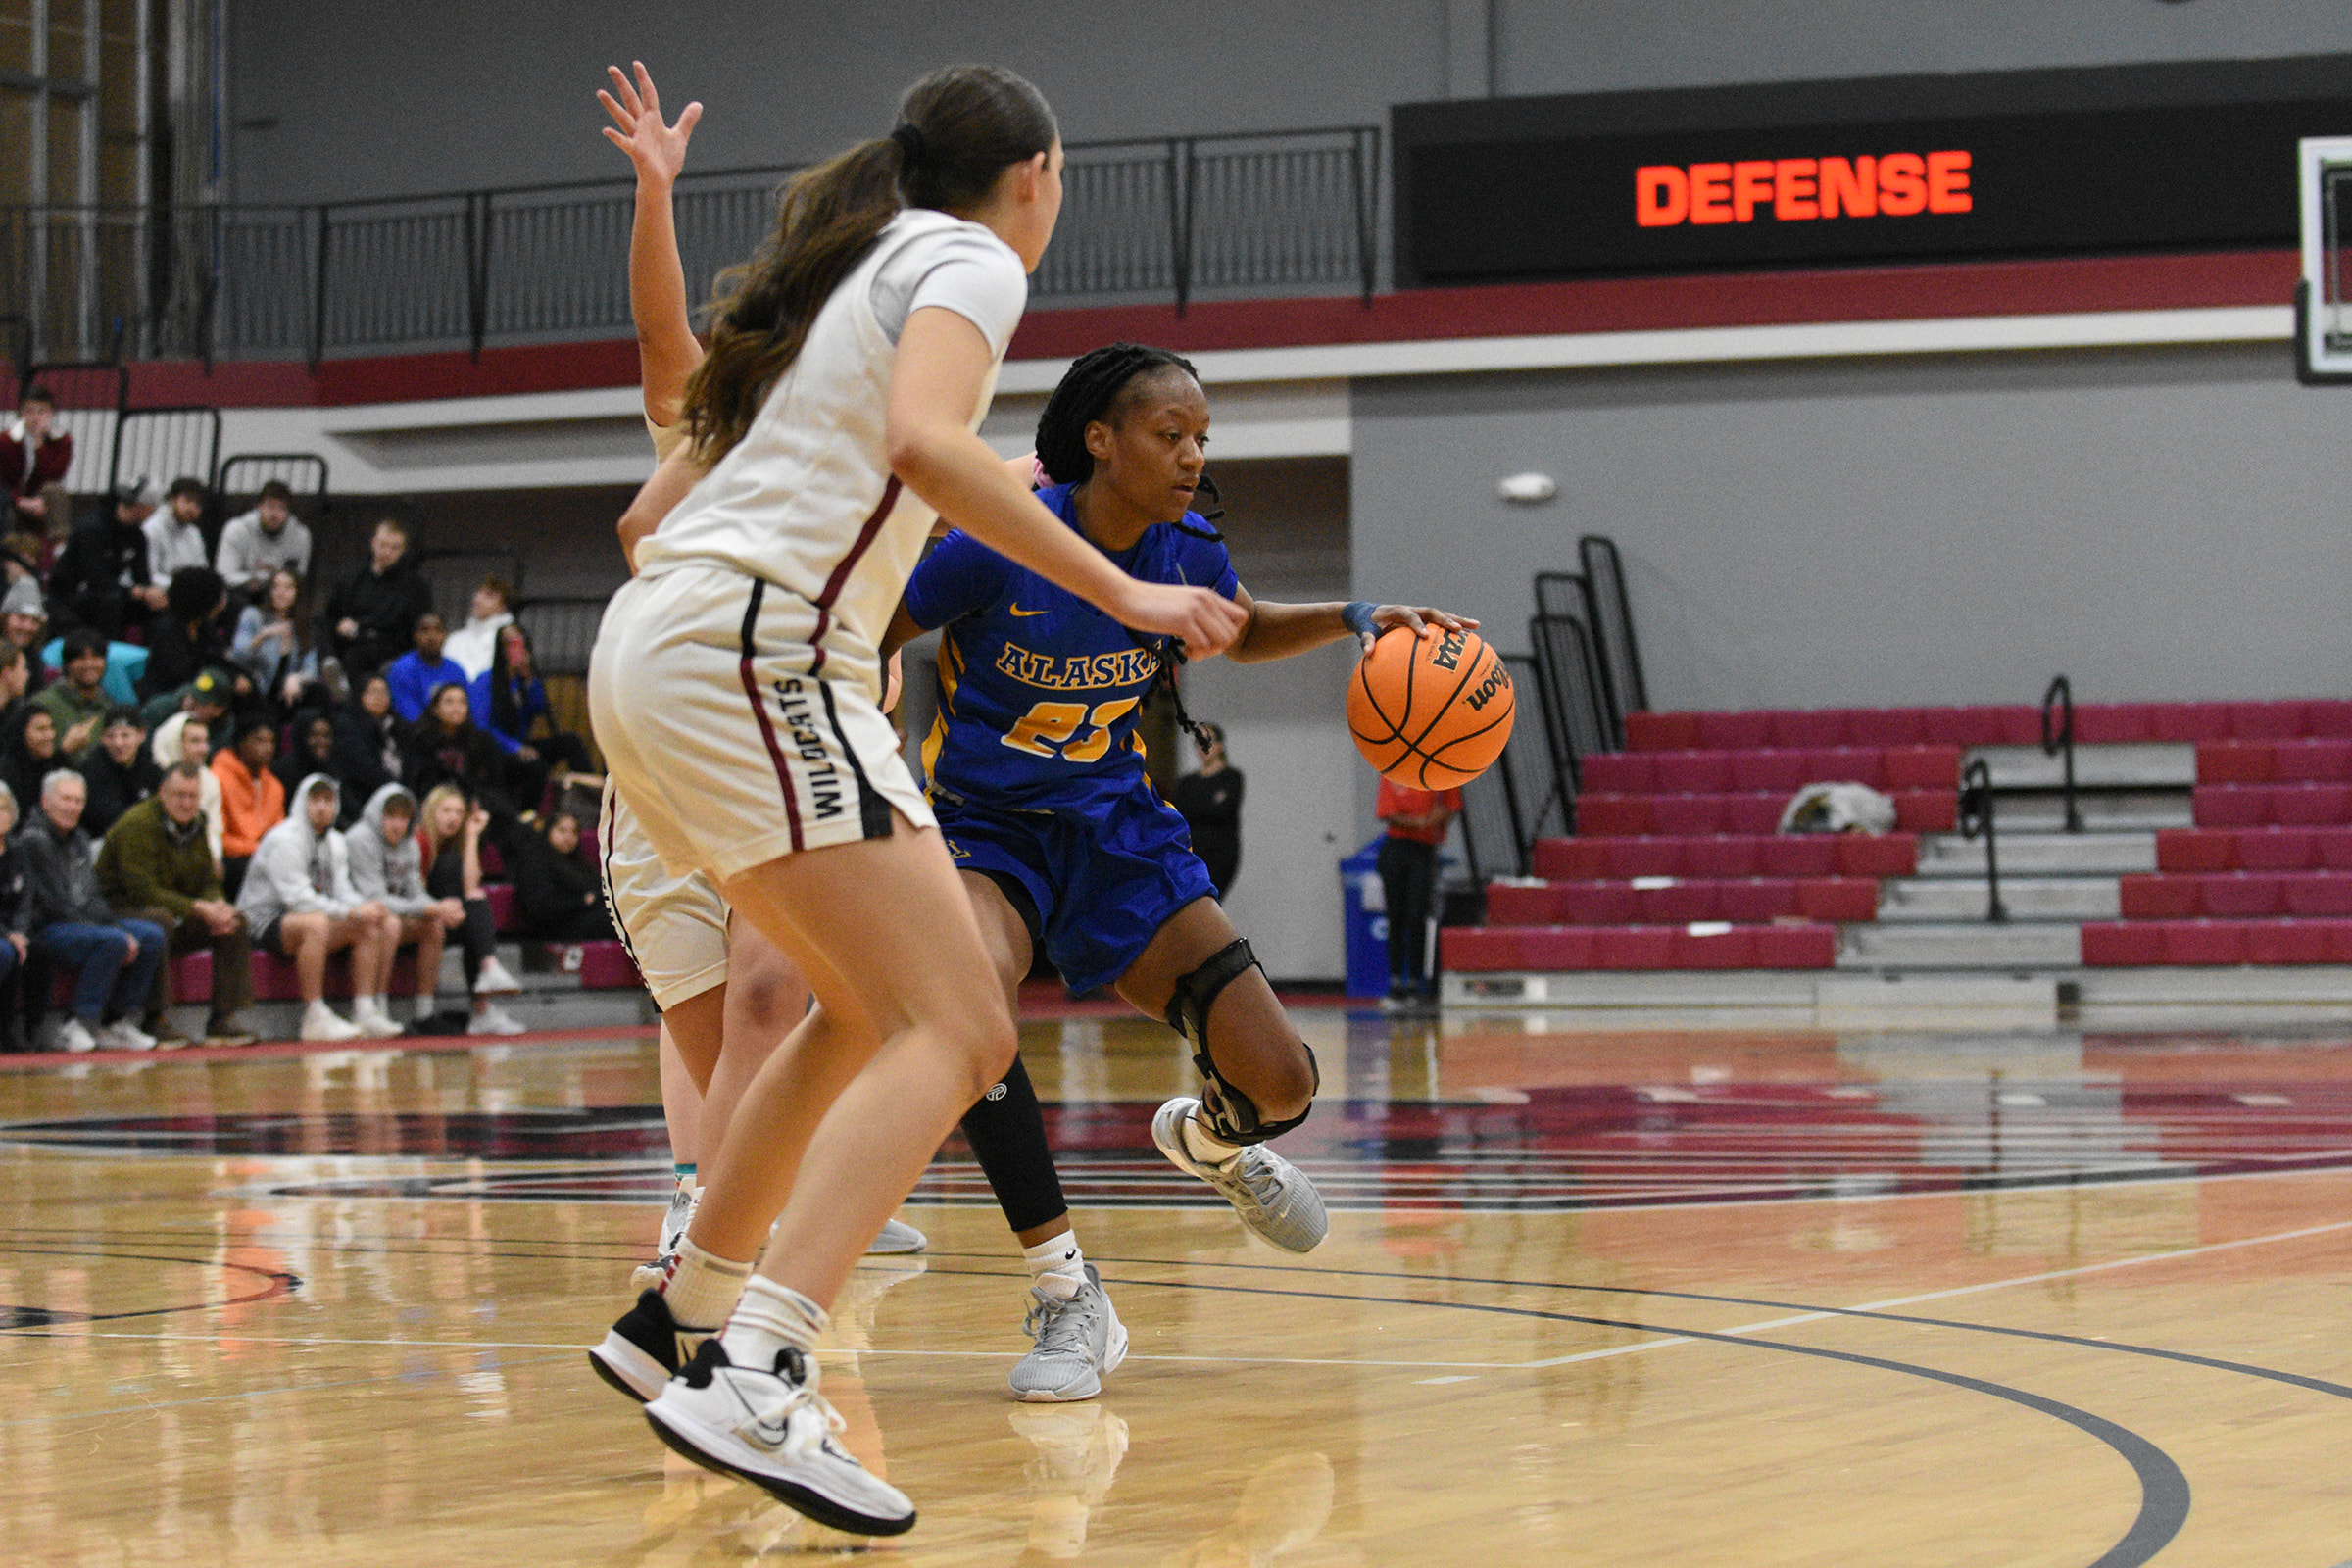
[227,2,2352,203]
[1350,342,2352,716]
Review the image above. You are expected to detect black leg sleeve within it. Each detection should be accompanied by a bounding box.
[958,1054,1070,1236]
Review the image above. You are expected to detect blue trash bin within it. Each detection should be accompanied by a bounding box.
[1340,836,1390,999]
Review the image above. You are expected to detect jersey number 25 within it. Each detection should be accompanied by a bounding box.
[1001,698,1141,763]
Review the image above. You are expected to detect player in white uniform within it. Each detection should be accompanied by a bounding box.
[585,66,1245,1535]
[590,64,920,1280]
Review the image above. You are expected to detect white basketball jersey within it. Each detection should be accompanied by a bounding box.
[632,209,1024,701]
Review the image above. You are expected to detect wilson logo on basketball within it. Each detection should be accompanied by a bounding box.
[1636,152,1973,227]
[1464,662,1511,712]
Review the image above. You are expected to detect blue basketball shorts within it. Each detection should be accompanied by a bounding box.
[935,783,1215,995]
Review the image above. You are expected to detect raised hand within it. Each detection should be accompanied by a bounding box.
[1361,604,1479,654]
[598,61,701,187]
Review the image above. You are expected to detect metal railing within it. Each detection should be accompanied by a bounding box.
[0,125,1383,367]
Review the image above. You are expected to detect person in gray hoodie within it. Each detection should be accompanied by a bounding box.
[343,783,466,1032]
[234,772,400,1042]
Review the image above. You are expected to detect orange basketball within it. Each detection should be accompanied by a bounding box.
[1347,625,1515,789]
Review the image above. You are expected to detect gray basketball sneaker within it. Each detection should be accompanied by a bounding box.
[644,1340,915,1537]
[1008,1263,1129,1402]
[1152,1096,1329,1252]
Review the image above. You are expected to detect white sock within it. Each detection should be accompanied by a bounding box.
[1023,1232,1088,1301]
[720,1275,829,1374]
[1181,1111,1242,1167]
[661,1236,753,1330]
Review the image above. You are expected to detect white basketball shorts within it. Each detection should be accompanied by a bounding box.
[598,781,730,1011]
[588,565,931,885]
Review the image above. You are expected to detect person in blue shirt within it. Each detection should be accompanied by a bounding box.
[466,621,594,812]
[382,612,466,724]
[888,342,1470,1396]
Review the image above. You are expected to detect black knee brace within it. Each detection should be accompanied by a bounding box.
[1163,937,1319,1144]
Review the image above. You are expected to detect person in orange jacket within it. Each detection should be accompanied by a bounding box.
[211,718,286,898]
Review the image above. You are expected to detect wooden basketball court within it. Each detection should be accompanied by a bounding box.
[3,1006,2349,1566]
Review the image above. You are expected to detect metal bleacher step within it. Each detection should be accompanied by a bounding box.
[1878,876,2120,922]
[1967,743,2196,791]
[1914,830,2156,877]
[1836,920,2083,970]
[1988,791,2192,831]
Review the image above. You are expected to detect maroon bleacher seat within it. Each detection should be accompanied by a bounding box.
[1625,711,1697,751]
[2197,742,2274,784]
[2201,874,2286,918]
[1530,832,1919,881]
[2230,700,2308,740]
[574,940,641,990]
[483,882,519,933]
[2192,787,2270,828]
[2081,923,2164,965]
[2074,705,2152,744]
[1846,709,1928,746]
[2245,922,2333,963]
[2281,876,2352,916]
[2164,921,2245,964]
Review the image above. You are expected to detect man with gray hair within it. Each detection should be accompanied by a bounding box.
[17,768,165,1052]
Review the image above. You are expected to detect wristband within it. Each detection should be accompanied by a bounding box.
[1341,601,1378,637]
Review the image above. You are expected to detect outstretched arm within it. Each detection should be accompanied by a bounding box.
[1225,588,1476,664]
[599,61,704,426]
[886,309,1246,660]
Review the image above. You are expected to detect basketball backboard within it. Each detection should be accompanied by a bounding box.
[2297,136,2352,384]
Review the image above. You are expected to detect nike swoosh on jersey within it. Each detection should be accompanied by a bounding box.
[1008,604,1049,616]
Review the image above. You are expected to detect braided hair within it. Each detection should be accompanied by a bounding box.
[1033,343,1227,748]
[1033,343,1203,487]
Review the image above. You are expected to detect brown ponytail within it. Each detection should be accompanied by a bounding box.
[684,64,1058,463]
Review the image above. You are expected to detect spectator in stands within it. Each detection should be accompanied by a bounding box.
[469,622,594,812]
[1170,721,1243,900]
[322,516,430,683]
[513,808,616,942]
[229,567,326,717]
[385,612,466,724]
[1376,777,1461,1010]
[97,762,257,1049]
[150,712,223,868]
[3,708,57,822]
[0,646,29,726]
[0,781,30,1053]
[344,784,464,1032]
[214,718,288,894]
[34,631,112,761]
[50,478,169,640]
[235,773,400,1042]
[2,579,48,695]
[19,769,165,1052]
[78,709,159,837]
[144,478,211,585]
[443,577,514,680]
[275,712,343,810]
[137,661,235,733]
[405,681,509,812]
[1,388,72,537]
[136,566,233,705]
[416,783,523,1035]
[215,480,313,599]
[330,673,405,808]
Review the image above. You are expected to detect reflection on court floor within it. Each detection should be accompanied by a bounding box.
[2,1009,2350,1566]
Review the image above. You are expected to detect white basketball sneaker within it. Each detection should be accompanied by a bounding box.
[1009,1264,1128,1402]
[643,1340,915,1537]
[1152,1096,1329,1252]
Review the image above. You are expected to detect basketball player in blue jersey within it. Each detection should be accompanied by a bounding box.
[888,343,1472,1394]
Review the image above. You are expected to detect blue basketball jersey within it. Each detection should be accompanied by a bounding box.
[903,482,1240,811]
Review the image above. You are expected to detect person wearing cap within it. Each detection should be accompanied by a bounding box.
[214,479,313,598]
[137,662,237,732]
[0,580,46,696]
[77,708,159,836]
[144,478,212,584]
[98,761,258,1048]
[49,477,168,640]
[33,630,115,761]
